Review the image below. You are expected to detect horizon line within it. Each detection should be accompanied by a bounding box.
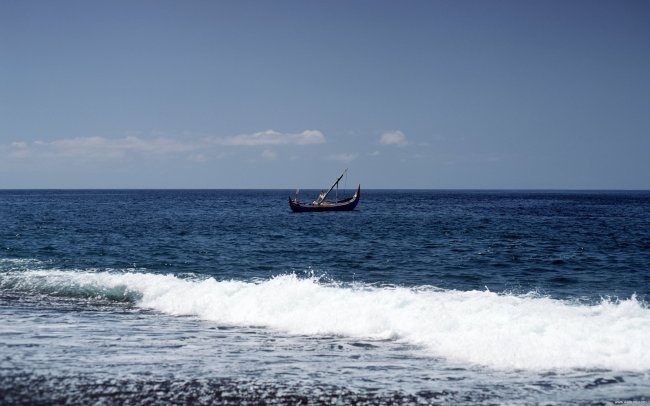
[1,188,649,192]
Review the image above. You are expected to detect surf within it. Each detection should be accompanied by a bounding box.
[1,269,649,371]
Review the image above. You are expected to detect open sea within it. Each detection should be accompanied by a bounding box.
[1,189,649,404]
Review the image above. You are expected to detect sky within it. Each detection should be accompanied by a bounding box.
[1,0,649,189]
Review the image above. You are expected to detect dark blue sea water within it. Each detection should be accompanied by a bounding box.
[1,190,649,404]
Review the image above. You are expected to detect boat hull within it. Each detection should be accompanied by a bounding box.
[289,185,360,212]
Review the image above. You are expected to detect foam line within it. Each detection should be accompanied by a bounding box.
[2,269,649,371]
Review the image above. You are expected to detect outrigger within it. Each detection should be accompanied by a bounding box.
[289,169,360,212]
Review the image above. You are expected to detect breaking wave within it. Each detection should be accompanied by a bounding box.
[2,268,649,371]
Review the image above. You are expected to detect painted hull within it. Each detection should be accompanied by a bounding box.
[289,185,360,212]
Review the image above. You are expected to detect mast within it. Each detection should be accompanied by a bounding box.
[315,169,347,205]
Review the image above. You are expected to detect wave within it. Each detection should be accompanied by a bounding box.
[2,269,649,371]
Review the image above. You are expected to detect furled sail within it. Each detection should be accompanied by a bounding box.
[314,169,347,205]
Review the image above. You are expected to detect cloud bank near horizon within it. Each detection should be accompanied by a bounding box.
[0,130,326,161]
[211,130,325,146]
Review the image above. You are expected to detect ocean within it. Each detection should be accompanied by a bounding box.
[1,189,649,404]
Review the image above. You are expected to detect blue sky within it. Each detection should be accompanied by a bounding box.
[1,0,649,189]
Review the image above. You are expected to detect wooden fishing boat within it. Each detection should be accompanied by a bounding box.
[289,170,360,212]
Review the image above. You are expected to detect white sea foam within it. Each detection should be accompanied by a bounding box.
[2,269,650,371]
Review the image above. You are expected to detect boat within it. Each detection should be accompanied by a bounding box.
[289,169,360,212]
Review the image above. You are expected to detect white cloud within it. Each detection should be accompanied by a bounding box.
[1,129,325,162]
[327,153,358,162]
[261,149,277,160]
[118,136,198,155]
[1,136,201,160]
[369,150,380,156]
[213,129,325,146]
[380,130,408,146]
